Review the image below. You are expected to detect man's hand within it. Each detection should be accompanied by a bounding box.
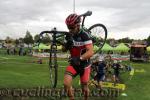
[65,34,72,41]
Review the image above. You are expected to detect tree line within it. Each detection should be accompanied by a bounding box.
[1,30,150,47]
[2,30,52,47]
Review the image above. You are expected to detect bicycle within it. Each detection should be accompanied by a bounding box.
[37,11,107,88]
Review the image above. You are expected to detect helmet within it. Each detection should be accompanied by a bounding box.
[65,14,81,28]
[98,56,104,62]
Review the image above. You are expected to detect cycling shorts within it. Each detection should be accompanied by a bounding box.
[95,73,105,82]
[65,65,91,84]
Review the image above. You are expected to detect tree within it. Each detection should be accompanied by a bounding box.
[5,36,12,44]
[147,35,150,46]
[34,33,52,44]
[15,39,20,47]
[19,38,24,44]
[106,38,117,46]
[24,30,34,47]
[42,33,51,44]
[118,37,133,43]
[34,34,40,43]
[5,36,14,50]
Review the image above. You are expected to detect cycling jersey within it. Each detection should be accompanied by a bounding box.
[65,30,93,84]
[70,30,93,67]
[97,62,106,74]
[94,62,106,82]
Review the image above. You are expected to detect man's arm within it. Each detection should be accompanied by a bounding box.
[80,44,94,61]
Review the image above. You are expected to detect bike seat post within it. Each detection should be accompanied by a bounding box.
[81,16,86,28]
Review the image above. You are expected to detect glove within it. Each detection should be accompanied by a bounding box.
[65,35,74,50]
[65,34,72,41]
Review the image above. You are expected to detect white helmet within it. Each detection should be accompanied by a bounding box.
[98,56,104,61]
[114,60,118,63]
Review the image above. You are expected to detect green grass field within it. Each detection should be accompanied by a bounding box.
[0,54,150,100]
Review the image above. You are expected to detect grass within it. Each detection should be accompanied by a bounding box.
[0,54,150,100]
[117,61,150,100]
[0,55,80,87]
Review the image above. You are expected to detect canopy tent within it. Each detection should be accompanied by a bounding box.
[33,43,50,49]
[113,43,130,52]
[101,43,114,52]
[94,45,99,52]
[147,46,150,52]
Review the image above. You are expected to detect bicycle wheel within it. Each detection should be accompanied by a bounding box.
[49,44,58,88]
[88,24,107,53]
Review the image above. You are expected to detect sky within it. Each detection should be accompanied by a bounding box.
[0,0,150,40]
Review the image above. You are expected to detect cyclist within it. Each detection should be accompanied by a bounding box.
[63,13,94,100]
[93,56,106,96]
[112,60,121,83]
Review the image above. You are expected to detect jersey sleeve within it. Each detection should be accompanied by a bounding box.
[81,32,93,45]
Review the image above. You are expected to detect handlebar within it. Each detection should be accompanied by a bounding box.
[39,31,69,36]
[36,30,69,46]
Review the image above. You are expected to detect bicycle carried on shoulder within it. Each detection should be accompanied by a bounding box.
[37,11,108,88]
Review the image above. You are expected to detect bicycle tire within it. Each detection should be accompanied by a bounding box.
[88,23,107,53]
[49,44,58,88]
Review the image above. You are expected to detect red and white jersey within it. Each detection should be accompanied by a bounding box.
[70,30,93,58]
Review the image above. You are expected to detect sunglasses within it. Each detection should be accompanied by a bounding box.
[68,23,80,30]
[68,26,76,30]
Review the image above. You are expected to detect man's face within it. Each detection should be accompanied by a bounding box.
[68,23,80,35]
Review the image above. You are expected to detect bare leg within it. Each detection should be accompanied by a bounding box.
[64,74,74,100]
[98,81,104,96]
[81,83,89,100]
[113,75,116,82]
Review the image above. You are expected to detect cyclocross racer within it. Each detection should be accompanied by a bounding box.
[63,13,94,100]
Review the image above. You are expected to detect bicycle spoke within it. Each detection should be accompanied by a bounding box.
[88,24,107,53]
